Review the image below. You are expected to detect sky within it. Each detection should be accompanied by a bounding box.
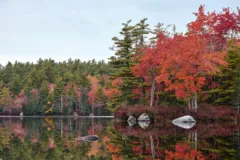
[0,0,239,65]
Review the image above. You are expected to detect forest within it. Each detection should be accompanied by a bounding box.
[0,5,240,116]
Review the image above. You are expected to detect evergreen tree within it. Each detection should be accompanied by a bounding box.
[132,18,150,54]
[1,62,13,85]
[215,43,240,112]
[9,74,23,96]
[0,87,12,108]
[131,18,150,103]
[108,20,136,109]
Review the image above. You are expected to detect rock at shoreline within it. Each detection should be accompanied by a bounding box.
[138,121,150,129]
[172,115,196,129]
[20,112,23,117]
[76,135,99,142]
[138,113,150,122]
[73,112,78,117]
[127,115,136,127]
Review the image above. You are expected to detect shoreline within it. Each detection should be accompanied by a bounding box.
[0,115,114,118]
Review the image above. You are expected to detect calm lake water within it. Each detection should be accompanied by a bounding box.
[0,117,240,160]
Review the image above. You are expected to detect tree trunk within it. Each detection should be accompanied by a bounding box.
[150,79,155,107]
[188,98,191,110]
[150,136,155,159]
[194,92,198,111]
[60,119,63,138]
[194,130,198,150]
[60,95,63,114]
[191,97,194,110]
[155,93,159,106]
[237,91,240,113]
[142,78,146,102]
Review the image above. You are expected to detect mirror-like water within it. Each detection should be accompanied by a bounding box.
[0,117,240,160]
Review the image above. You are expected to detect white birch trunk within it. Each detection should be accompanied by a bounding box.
[191,97,194,110]
[150,79,155,107]
[194,92,197,111]
[150,135,155,159]
[188,98,191,110]
[60,119,63,138]
[60,95,63,113]
[194,130,198,150]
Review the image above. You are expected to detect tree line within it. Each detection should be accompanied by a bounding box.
[0,59,112,115]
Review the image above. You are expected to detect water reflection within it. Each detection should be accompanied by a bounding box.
[0,117,240,159]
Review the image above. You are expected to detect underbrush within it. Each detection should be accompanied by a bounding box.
[114,104,240,122]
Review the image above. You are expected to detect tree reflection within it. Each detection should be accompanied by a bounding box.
[0,118,240,159]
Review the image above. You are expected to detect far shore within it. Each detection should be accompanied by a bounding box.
[0,115,114,118]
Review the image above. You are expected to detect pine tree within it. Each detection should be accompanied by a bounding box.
[215,43,240,112]
[132,18,150,54]
[131,18,150,104]
[9,74,23,96]
[108,20,136,109]
[1,62,13,85]
[0,87,12,108]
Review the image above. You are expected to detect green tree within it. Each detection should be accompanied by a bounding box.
[9,74,23,95]
[215,43,240,112]
[108,20,137,109]
[0,87,12,109]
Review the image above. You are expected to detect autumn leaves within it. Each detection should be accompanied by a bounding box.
[132,5,239,109]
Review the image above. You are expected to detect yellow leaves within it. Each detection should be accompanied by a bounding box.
[45,106,53,114]
[44,118,54,129]
[43,102,54,114]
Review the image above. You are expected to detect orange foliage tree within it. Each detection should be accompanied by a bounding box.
[132,29,227,110]
[156,33,227,110]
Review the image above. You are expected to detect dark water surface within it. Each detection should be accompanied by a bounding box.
[0,117,240,160]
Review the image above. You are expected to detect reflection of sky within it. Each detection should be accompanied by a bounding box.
[0,0,238,65]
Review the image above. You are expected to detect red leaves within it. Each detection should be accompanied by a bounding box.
[12,89,26,109]
[88,87,98,105]
[88,75,100,105]
[188,5,209,35]
[165,143,205,160]
[156,33,226,99]
[132,88,143,99]
[48,83,56,94]
[48,137,56,149]
[132,47,157,80]
[103,88,121,99]
[112,77,123,87]
[188,5,240,51]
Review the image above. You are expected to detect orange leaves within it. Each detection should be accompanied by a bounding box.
[103,77,123,101]
[155,34,226,99]
[188,5,240,51]
[103,88,121,99]
[132,28,227,100]
[88,75,100,88]
[88,75,100,105]
[132,88,143,99]
[165,143,205,160]
[187,5,209,35]
[88,87,98,105]
[107,143,121,153]
[112,77,123,87]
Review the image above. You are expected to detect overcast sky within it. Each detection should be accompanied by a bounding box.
[0,0,239,65]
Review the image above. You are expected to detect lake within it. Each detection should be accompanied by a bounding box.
[0,117,240,159]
